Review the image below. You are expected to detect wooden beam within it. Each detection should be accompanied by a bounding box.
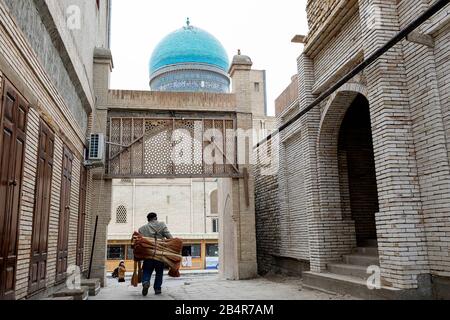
[100,173,244,180]
[291,34,306,44]
[406,31,435,48]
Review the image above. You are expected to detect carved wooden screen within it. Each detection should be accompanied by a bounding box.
[108,118,238,178]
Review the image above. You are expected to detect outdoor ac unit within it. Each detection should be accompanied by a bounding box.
[88,133,105,162]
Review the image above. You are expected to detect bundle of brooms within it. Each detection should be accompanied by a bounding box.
[130,232,183,287]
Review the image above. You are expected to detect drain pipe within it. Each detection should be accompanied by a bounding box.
[255,0,449,149]
[88,215,99,279]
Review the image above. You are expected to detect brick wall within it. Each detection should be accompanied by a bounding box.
[68,158,81,268]
[432,8,450,278]
[358,0,430,289]
[14,107,39,299]
[275,75,298,117]
[0,0,92,298]
[396,0,450,280]
[46,136,63,289]
[254,140,281,274]
[312,13,363,92]
[257,1,450,290]
[306,0,342,42]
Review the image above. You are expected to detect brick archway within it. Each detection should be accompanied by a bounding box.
[312,85,373,269]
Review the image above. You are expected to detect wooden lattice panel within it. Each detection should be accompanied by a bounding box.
[108,117,238,178]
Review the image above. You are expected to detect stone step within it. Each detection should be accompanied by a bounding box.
[302,271,425,300]
[327,263,369,279]
[343,254,379,267]
[42,296,75,300]
[354,246,379,256]
[359,239,378,247]
[81,279,101,296]
[53,286,89,301]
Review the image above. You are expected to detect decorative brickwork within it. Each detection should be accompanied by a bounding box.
[255,0,450,294]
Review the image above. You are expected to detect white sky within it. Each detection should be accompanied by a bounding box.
[110,0,309,116]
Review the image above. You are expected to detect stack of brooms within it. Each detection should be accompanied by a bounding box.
[130,232,183,287]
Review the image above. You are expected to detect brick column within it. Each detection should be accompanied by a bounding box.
[398,0,450,280]
[296,54,324,272]
[234,113,258,279]
[358,0,428,289]
[226,57,258,279]
[88,175,112,286]
[87,49,114,286]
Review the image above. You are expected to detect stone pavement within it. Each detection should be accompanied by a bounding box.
[91,273,356,300]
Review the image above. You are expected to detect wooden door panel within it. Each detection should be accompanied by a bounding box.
[76,167,87,267]
[29,120,54,294]
[0,80,28,300]
[56,146,73,284]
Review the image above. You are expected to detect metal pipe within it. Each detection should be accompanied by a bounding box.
[88,215,99,279]
[255,0,449,149]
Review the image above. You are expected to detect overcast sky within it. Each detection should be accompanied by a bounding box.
[110,0,309,116]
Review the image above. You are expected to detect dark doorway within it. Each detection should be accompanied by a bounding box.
[338,94,379,246]
[29,120,55,295]
[0,80,28,300]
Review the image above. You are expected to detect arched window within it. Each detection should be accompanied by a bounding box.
[116,205,127,224]
[210,190,218,214]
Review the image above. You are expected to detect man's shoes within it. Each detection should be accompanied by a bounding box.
[142,283,150,297]
[155,289,162,295]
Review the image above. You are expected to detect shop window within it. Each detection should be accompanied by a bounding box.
[107,245,125,260]
[206,244,219,257]
[182,244,201,258]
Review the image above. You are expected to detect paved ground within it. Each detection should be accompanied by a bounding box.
[91,273,355,300]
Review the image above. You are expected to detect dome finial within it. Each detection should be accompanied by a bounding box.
[186,17,191,27]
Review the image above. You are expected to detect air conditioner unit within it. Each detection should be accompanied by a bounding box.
[88,133,105,162]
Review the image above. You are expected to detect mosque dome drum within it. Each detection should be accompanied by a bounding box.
[149,19,230,93]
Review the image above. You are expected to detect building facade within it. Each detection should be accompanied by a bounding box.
[107,178,220,272]
[255,0,450,299]
[87,18,275,285]
[0,0,111,299]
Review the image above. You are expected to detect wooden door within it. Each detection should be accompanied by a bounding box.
[0,80,28,300]
[55,146,73,284]
[28,120,54,295]
[76,166,87,268]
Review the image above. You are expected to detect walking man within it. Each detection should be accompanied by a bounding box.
[138,212,173,296]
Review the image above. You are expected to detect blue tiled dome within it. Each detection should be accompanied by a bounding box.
[149,24,230,75]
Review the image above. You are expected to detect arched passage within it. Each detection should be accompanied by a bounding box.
[314,88,379,267]
[338,94,379,245]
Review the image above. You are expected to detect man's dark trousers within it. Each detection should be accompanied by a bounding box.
[142,259,165,290]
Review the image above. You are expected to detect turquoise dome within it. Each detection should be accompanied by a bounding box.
[149,24,230,75]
